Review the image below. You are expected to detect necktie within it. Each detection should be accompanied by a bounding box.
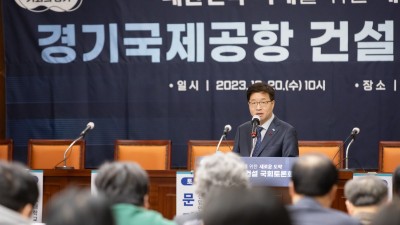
[252,126,264,157]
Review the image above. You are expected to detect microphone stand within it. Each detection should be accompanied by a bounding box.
[55,135,83,170]
[216,133,226,152]
[343,137,355,171]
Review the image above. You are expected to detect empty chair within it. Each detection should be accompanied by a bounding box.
[298,141,344,168]
[379,141,400,172]
[187,140,234,170]
[28,139,85,169]
[114,140,171,170]
[0,139,13,161]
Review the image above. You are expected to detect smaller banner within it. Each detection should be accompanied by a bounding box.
[242,157,297,187]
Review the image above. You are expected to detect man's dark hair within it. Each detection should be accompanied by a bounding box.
[246,82,275,101]
[393,166,400,198]
[95,162,149,206]
[203,187,292,225]
[291,154,338,196]
[0,160,39,212]
[45,187,115,225]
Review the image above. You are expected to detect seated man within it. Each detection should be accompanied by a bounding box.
[371,202,400,225]
[344,176,388,225]
[288,153,361,225]
[44,187,115,225]
[0,160,39,225]
[95,161,176,225]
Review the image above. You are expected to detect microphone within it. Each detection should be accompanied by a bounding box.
[80,122,95,137]
[55,122,95,170]
[344,127,360,170]
[350,127,360,138]
[251,115,260,138]
[343,127,360,144]
[216,124,232,152]
[223,124,232,135]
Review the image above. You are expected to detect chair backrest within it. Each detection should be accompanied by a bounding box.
[379,141,400,172]
[298,141,343,168]
[114,140,171,170]
[187,140,234,170]
[28,139,85,169]
[0,139,13,161]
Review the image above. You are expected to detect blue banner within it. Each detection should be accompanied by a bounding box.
[3,0,400,168]
[242,157,296,187]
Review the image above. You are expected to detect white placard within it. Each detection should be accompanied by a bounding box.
[176,171,200,216]
[30,170,43,223]
[353,173,393,201]
[91,170,98,195]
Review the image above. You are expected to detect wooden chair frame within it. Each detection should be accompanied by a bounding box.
[379,141,400,172]
[187,140,234,170]
[114,140,171,170]
[28,139,85,169]
[0,139,13,161]
[298,140,344,168]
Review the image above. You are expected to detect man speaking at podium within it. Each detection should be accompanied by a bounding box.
[233,82,299,157]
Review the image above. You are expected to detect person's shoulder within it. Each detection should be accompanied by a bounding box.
[238,121,251,129]
[139,209,177,225]
[331,209,361,225]
[113,204,176,225]
[324,208,361,225]
[273,116,295,129]
[288,204,361,225]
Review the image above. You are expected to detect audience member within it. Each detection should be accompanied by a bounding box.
[174,152,250,225]
[288,153,361,225]
[45,187,115,225]
[203,187,292,225]
[0,160,39,225]
[393,165,400,200]
[344,176,388,225]
[371,202,400,225]
[95,161,176,225]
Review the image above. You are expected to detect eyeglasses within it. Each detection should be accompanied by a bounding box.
[248,100,273,107]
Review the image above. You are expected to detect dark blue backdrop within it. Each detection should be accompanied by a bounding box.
[3,0,400,169]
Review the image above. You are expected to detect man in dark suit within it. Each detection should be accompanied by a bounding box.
[288,153,361,225]
[233,82,298,157]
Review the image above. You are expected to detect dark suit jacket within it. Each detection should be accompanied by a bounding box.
[288,197,362,225]
[233,116,299,157]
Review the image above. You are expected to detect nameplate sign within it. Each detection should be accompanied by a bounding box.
[353,173,393,201]
[176,171,200,216]
[241,157,297,187]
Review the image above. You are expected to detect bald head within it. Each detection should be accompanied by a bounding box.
[291,154,338,196]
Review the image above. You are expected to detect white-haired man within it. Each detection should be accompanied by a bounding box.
[174,152,250,225]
